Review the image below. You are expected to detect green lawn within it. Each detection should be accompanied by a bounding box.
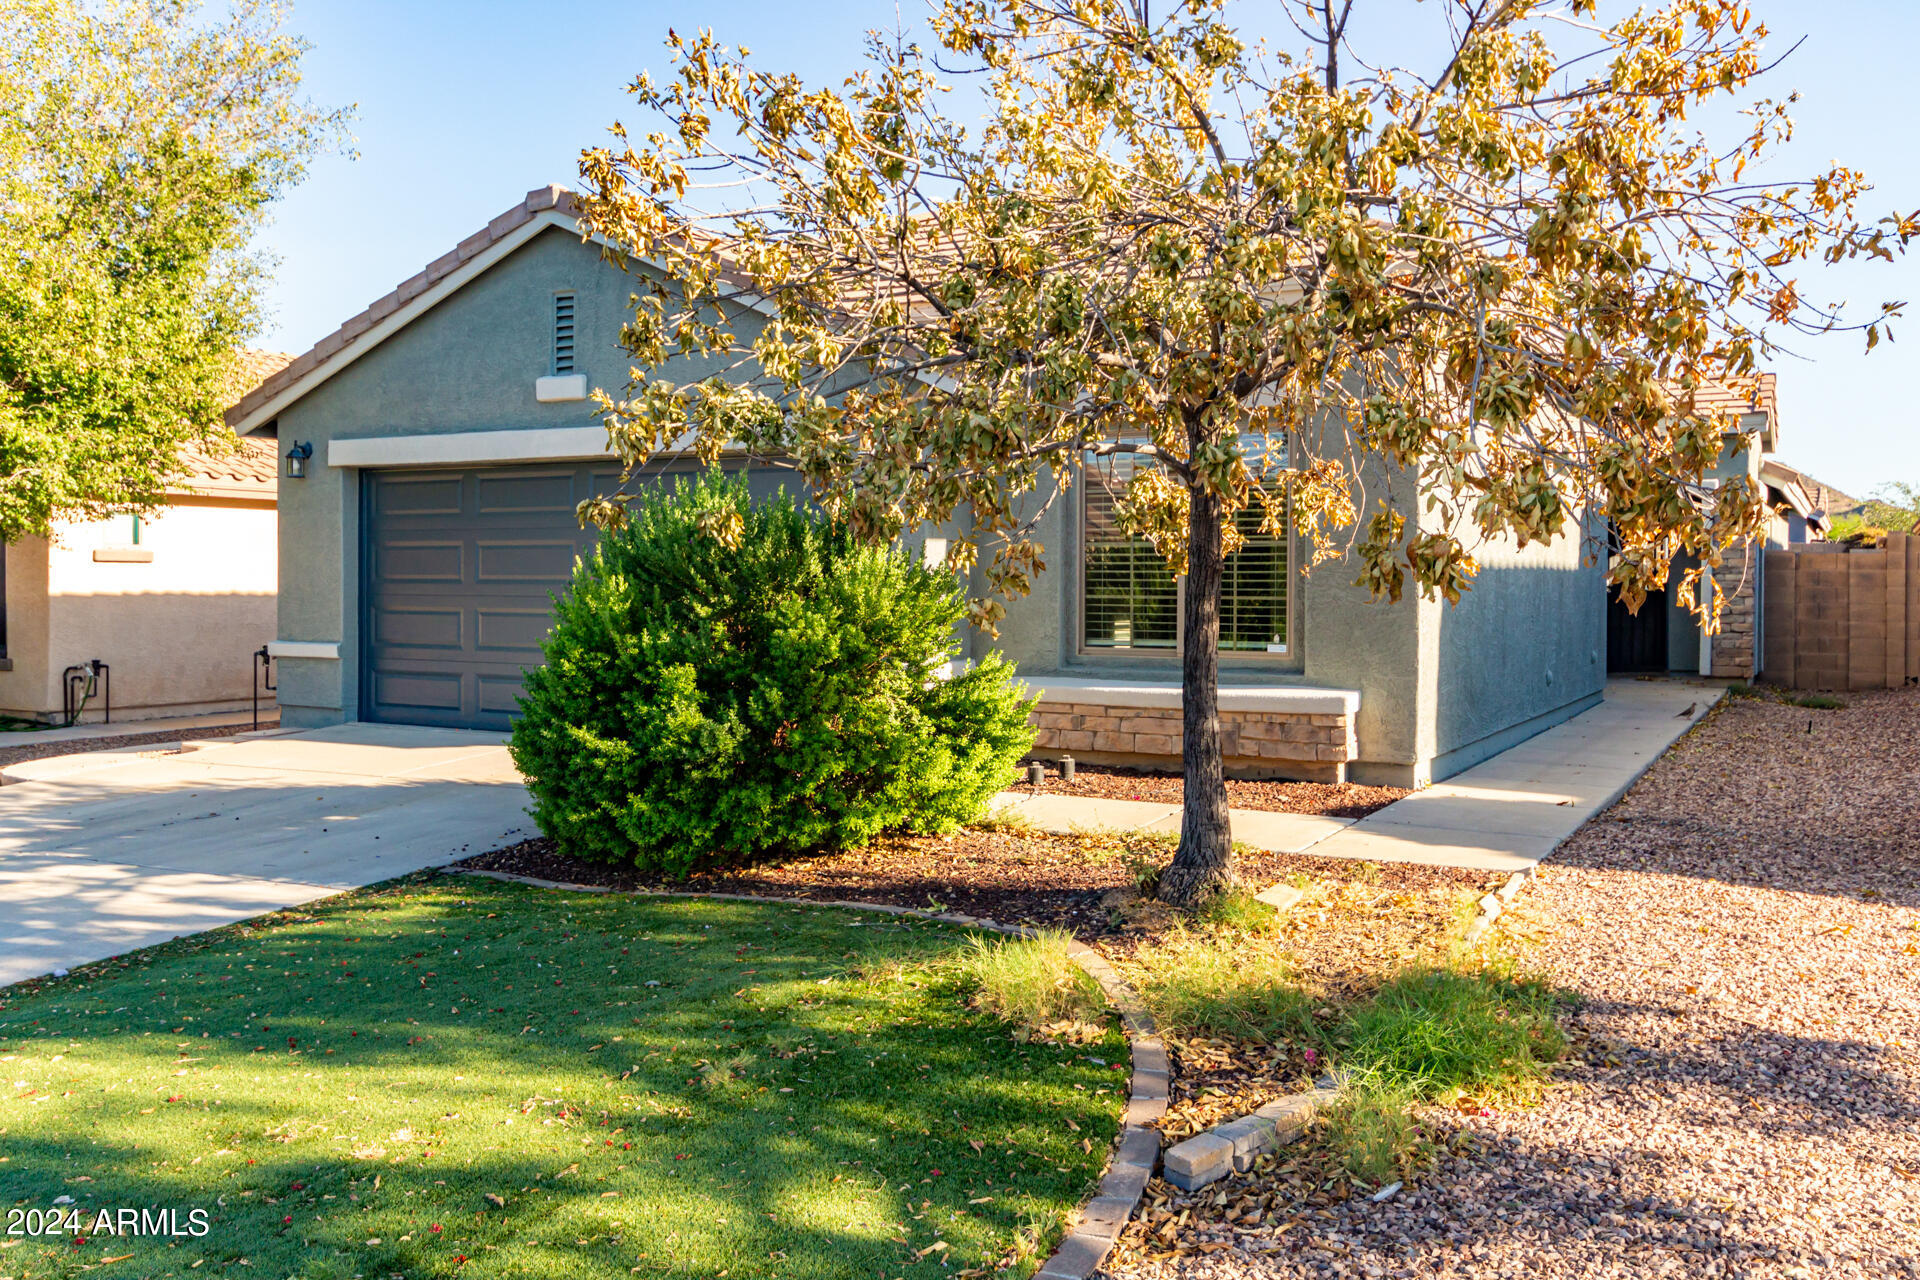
[0,877,1125,1279]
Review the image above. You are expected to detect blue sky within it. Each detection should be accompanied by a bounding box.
[254,0,1920,499]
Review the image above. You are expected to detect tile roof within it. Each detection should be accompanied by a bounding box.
[168,435,279,500]
[226,186,582,431]
[1683,372,1777,424]
[154,350,291,500]
[1760,459,1859,518]
[219,348,295,405]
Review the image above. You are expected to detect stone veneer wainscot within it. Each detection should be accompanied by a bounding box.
[1022,679,1361,784]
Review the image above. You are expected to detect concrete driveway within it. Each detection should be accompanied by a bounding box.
[0,724,534,987]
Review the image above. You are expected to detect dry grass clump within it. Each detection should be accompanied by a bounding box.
[1125,924,1319,1044]
[959,928,1107,1041]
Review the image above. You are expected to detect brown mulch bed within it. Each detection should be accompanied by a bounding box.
[1006,763,1409,818]
[458,826,1490,950]
[1153,1035,1322,1144]
[0,721,266,772]
[1247,873,1487,994]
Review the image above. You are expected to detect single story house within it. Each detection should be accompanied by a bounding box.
[1758,460,1857,528]
[230,187,1788,786]
[0,402,282,725]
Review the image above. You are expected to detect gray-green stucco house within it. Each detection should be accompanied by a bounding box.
[230,187,1798,787]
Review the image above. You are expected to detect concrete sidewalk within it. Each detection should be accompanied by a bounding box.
[0,723,533,987]
[994,678,1723,870]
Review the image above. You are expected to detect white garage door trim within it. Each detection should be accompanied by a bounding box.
[329,427,615,469]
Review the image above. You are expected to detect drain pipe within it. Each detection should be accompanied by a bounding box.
[61,659,110,727]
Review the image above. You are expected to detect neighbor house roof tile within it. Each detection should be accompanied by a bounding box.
[1684,372,1777,424]
[168,435,280,500]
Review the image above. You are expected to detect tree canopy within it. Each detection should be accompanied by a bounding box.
[1829,481,1920,543]
[0,0,346,540]
[577,0,1911,901]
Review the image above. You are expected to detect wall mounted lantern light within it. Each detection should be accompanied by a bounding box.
[284,440,313,479]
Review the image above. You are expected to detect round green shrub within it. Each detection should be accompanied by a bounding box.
[509,471,1037,876]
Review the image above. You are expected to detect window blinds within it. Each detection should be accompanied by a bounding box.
[1082,455,1288,653]
[1083,454,1178,650]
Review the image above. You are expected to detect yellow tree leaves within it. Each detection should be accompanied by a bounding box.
[574,0,1910,634]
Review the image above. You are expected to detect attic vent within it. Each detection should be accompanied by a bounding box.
[553,293,576,374]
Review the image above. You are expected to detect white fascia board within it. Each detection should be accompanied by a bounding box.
[329,427,616,469]
[1026,677,1359,716]
[326,427,722,469]
[534,374,589,402]
[268,640,340,660]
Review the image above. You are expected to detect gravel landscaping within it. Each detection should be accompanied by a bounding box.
[0,721,263,772]
[1099,686,1920,1280]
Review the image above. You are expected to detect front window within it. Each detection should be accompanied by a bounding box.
[1083,453,1178,650]
[1081,451,1289,655]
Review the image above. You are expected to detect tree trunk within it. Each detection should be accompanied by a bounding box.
[1157,480,1235,907]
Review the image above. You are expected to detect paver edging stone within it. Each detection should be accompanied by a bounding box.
[1159,1073,1347,1191]
[454,867,1163,1280]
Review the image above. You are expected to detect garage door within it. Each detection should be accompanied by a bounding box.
[361,463,620,730]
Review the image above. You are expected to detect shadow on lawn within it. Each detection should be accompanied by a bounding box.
[0,1125,1056,1279]
[0,879,1125,1279]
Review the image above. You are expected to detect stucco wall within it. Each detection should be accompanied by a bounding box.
[270,226,790,727]
[0,538,53,721]
[1664,553,1704,672]
[972,432,1610,786]
[0,501,277,723]
[1427,510,1608,780]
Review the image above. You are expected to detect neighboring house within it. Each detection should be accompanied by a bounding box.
[1758,454,1850,537]
[1760,460,1858,527]
[228,188,1786,787]
[1605,375,1818,682]
[0,391,284,725]
[1759,459,1830,545]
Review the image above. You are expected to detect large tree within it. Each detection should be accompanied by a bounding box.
[576,0,1911,904]
[0,0,346,539]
